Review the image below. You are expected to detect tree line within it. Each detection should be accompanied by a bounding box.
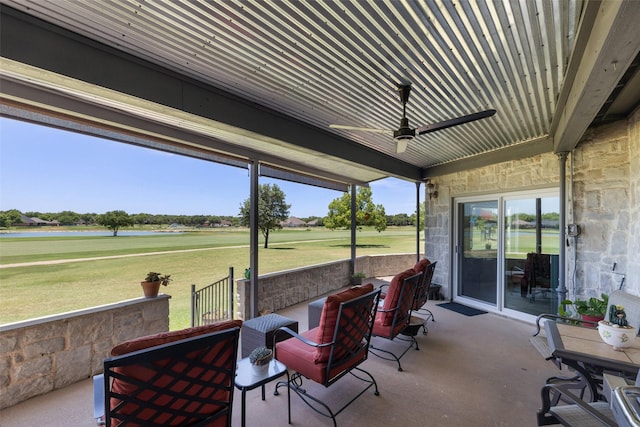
[0,185,421,238]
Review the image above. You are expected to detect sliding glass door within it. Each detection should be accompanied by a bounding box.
[456,200,499,305]
[455,191,559,318]
[503,194,560,316]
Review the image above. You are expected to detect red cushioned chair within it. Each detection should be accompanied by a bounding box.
[273,284,381,427]
[410,259,438,335]
[370,269,422,371]
[94,320,241,427]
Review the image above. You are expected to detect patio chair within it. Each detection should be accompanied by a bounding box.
[410,259,438,335]
[537,371,640,426]
[94,320,242,426]
[273,284,381,427]
[369,269,423,371]
[520,252,553,301]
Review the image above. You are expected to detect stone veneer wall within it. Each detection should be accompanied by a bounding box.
[236,254,416,319]
[424,113,639,302]
[0,295,170,409]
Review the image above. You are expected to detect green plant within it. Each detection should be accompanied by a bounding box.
[560,293,608,318]
[249,346,272,365]
[352,272,366,278]
[144,272,172,286]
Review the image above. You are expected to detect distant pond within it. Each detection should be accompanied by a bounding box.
[0,231,179,238]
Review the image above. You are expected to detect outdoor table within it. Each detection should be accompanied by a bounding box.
[234,357,290,427]
[536,319,640,399]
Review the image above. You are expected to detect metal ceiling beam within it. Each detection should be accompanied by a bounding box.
[551,0,640,153]
[0,5,422,183]
[422,136,553,178]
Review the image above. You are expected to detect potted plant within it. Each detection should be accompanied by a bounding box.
[351,272,366,285]
[598,304,636,350]
[141,271,171,298]
[560,293,608,327]
[249,346,272,368]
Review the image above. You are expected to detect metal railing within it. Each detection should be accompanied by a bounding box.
[191,267,234,327]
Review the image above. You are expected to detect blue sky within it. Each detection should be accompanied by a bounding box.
[0,117,418,217]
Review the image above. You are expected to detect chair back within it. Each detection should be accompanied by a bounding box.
[412,261,437,310]
[325,288,381,386]
[103,327,240,427]
[386,272,422,337]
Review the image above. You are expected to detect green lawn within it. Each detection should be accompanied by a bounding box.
[0,227,417,329]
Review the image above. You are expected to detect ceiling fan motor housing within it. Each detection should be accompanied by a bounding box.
[394,117,415,140]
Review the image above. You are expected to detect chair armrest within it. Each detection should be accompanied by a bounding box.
[532,313,598,336]
[272,326,332,353]
[604,373,635,402]
[93,374,105,425]
[375,306,398,315]
[542,382,617,426]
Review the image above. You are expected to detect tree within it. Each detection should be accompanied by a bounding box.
[55,210,80,225]
[239,184,290,248]
[324,187,387,232]
[98,210,134,236]
[0,209,23,227]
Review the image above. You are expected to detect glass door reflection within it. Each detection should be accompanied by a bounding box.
[503,196,559,316]
[458,200,498,305]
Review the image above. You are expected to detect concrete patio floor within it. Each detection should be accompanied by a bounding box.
[1,292,561,427]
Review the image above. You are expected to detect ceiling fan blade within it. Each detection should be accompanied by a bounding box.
[329,124,393,136]
[395,139,408,153]
[415,109,496,135]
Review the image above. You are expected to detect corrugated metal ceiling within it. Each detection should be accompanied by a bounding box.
[3,0,638,185]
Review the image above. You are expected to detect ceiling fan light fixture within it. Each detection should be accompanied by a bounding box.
[395,139,409,153]
[393,117,415,141]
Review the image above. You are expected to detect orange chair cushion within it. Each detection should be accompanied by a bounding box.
[372,311,408,338]
[276,328,367,385]
[109,320,242,426]
[380,269,415,326]
[314,284,374,363]
[413,258,430,274]
[111,319,243,356]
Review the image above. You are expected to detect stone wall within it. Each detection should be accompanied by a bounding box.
[236,254,416,319]
[424,114,639,302]
[571,119,633,298]
[0,295,170,409]
[627,107,640,292]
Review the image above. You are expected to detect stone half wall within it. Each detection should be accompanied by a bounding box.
[0,295,170,409]
[236,254,417,320]
[423,114,638,303]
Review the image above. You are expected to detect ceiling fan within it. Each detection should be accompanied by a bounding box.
[330,84,496,153]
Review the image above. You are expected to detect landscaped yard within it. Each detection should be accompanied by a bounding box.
[0,227,418,329]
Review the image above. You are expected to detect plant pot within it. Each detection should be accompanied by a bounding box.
[581,314,604,328]
[351,276,364,286]
[598,320,636,351]
[251,350,273,368]
[141,281,161,298]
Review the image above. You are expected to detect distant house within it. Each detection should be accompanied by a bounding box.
[214,220,232,228]
[306,219,319,227]
[18,215,58,226]
[281,216,307,227]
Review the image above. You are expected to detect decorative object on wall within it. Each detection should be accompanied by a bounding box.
[426,179,438,199]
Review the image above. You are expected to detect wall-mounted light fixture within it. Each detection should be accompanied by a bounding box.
[426,178,438,200]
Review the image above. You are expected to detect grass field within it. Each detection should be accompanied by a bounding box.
[0,227,417,329]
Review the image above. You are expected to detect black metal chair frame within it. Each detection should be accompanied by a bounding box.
[535,319,639,426]
[411,261,437,335]
[273,289,381,427]
[99,327,240,427]
[369,271,422,371]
